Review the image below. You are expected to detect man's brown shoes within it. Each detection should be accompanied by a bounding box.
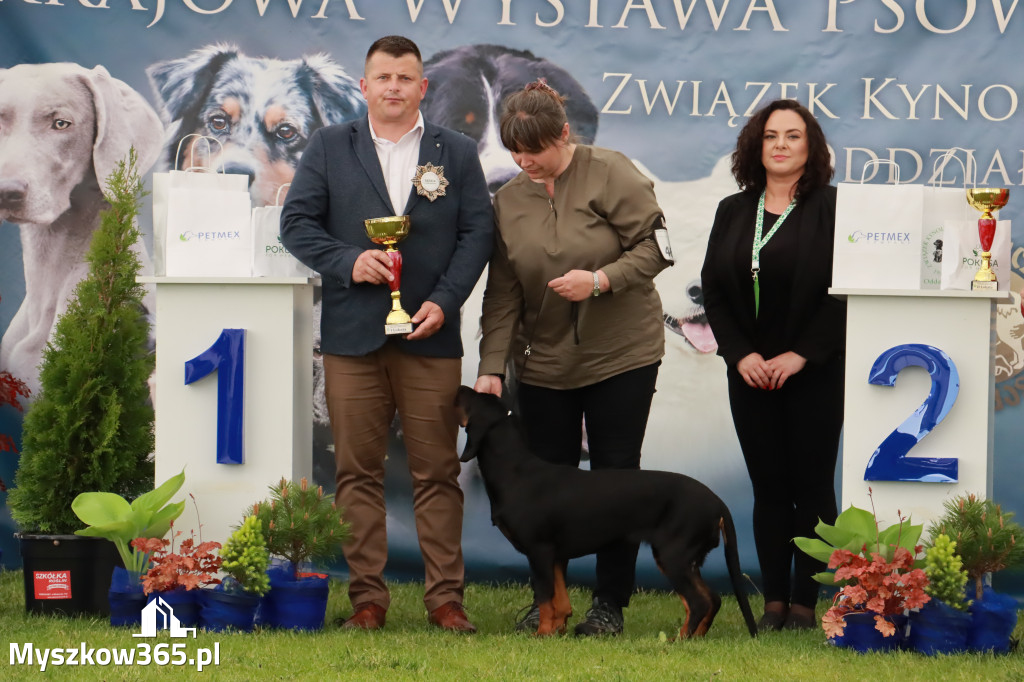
[428,601,477,633]
[340,602,387,630]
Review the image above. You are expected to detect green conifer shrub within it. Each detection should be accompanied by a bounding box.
[246,477,350,578]
[220,515,271,595]
[929,493,1024,600]
[8,149,154,533]
[924,533,970,610]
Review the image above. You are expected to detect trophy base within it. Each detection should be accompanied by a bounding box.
[971,280,998,291]
[385,322,414,335]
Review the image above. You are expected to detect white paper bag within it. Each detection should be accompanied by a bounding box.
[251,202,316,278]
[163,176,253,277]
[939,218,1011,291]
[920,150,976,289]
[153,134,253,274]
[832,181,924,290]
[920,187,971,289]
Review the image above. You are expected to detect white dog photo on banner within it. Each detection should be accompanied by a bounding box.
[0,62,162,397]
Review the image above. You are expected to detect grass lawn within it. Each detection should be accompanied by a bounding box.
[1,569,1021,681]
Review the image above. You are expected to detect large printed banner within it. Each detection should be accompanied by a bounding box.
[2,1,1023,592]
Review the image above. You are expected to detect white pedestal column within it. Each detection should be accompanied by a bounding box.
[832,288,1005,530]
[140,276,314,546]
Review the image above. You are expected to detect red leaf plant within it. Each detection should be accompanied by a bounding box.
[131,530,222,594]
[822,524,930,640]
[0,344,31,492]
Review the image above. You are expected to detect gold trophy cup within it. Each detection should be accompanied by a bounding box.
[965,188,1009,291]
[365,215,413,335]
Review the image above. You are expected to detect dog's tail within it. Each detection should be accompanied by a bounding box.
[719,510,758,638]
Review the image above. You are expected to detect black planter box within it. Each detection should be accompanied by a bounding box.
[17,534,120,616]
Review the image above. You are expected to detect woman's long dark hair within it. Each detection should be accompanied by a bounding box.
[731,99,833,199]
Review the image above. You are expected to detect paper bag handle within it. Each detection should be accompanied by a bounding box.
[274,183,292,206]
[930,148,975,188]
[174,134,226,173]
[858,158,901,184]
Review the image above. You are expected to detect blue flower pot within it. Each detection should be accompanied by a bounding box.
[831,613,908,653]
[147,588,200,628]
[264,574,328,631]
[108,567,146,627]
[199,589,261,632]
[908,600,971,655]
[967,587,1019,654]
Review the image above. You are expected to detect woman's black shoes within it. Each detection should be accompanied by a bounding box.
[757,610,787,632]
[784,610,816,630]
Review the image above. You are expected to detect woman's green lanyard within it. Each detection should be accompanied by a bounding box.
[751,190,796,318]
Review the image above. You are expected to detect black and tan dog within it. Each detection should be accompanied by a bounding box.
[455,386,757,638]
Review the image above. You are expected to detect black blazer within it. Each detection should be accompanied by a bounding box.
[700,185,845,368]
[280,116,494,358]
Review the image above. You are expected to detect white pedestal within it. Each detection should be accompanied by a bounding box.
[831,288,1005,531]
[140,276,315,547]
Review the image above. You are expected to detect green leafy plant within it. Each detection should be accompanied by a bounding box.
[794,505,925,585]
[245,477,350,578]
[132,533,222,594]
[71,470,186,574]
[6,149,154,533]
[927,493,1024,600]
[795,494,929,639]
[220,515,271,595]
[923,533,970,610]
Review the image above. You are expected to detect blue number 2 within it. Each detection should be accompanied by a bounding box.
[863,343,959,482]
[184,329,246,465]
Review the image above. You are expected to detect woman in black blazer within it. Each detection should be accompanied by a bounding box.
[701,99,846,631]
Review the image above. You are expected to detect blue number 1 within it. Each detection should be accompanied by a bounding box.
[863,343,958,483]
[185,329,246,465]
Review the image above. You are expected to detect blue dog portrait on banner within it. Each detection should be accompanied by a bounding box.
[1,0,1022,596]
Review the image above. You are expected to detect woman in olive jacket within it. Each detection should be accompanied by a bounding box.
[475,80,671,636]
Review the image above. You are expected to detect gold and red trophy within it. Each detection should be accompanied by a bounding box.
[364,215,413,335]
[965,188,1009,291]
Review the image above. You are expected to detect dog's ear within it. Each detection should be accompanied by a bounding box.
[79,64,163,186]
[146,44,241,167]
[457,387,509,463]
[299,54,367,127]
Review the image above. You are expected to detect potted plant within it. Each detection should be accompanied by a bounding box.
[795,498,930,652]
[907,533,972,654]
[5,150,155,615]
[132,530,222,628]
[199,515,270,632]
[71,470,186,625]
[246,477,349,630]
[928,493,1024,653]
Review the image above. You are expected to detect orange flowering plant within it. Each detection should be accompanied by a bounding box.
[795,490,930,639]
[131,531,222,594]
[820,539,931,638]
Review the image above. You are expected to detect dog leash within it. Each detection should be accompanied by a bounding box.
[518,286,547,370]
[504,285,548,412]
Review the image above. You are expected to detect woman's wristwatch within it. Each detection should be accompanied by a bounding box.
[592,271,601,297]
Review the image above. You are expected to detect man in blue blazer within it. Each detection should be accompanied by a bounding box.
[280,35,493,633]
